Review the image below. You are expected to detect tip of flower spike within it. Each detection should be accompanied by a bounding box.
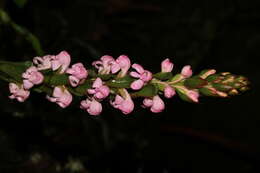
[198,72,250,97]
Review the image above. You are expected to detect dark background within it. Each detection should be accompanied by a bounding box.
[0,0,259,172]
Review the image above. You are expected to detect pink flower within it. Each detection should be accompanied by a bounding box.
[164,86,176,98]
[161,58,174,72]
[181,65,193,78]
[33,55,53,70]
[130,64,152,90]
[88,78,110,99]
[80,98,102,116]
[51,51,71,73]
[110,89,134,114]
[46,86,72,108]
[115,55,131,77]
[9,83,30,102]
[92,55,117,74]
[22,66,44,89]
[66,63,88,87]
[143,95,165,113]
[92,55,131,77]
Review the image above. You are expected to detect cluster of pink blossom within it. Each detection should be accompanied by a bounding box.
[8,51,198,115]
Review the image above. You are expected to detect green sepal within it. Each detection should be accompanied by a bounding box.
[131,84,158,97]
[106,75,135,88]
[153,72,173,80]
[184,77,208,89]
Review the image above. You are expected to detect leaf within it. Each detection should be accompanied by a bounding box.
[199,87,215,97]
[206,74,220,82]
[48,74,68,86]
[97,74,114,80]
[132,84,158,97]
[153,72,173,80]
[106,76,135,88]
[33,85,53,95]
[184,77,208,89]
[175,87,192,102]
[212,83,232,92]
[13,0,28,8]
[68,81,92,96]
[169,74,183,82]
[0,61,32,82]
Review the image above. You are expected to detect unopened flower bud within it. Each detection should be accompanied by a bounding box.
[181,65,193,78]
[164,86,176,98]
[161,58,174,72]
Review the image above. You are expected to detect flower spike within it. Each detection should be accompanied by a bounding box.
[0,51,250,115]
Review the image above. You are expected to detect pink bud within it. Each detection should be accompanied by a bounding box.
[80,98,102,116]
[181,65,193,78]
[9,83,30,102]
[142,95,165,113]
[87,78,110,99]
[116,55,131,77]
[46,86,72,108]
[33,55,53,70]
[151,95,165,113]
[110,89,134,114]
[187,90,199,103]
[161,58,174,72]
[51,51,71,74]
[22,66,44,89]
[142,98,153,107]
[164,86,176,98]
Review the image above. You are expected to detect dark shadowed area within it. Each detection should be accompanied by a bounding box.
[0,0,259,172]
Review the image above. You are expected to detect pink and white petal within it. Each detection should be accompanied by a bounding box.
[69,76,80,87]
[92,78,103,88]
[141,70,152,82]
[142,98,153,107]
[130,79,144,90]
[130,71,141,78]
[132,63,144,74]
[88,89,96,95]
[23,80,34,90]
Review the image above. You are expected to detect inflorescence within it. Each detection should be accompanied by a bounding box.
[1,51,250,115]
